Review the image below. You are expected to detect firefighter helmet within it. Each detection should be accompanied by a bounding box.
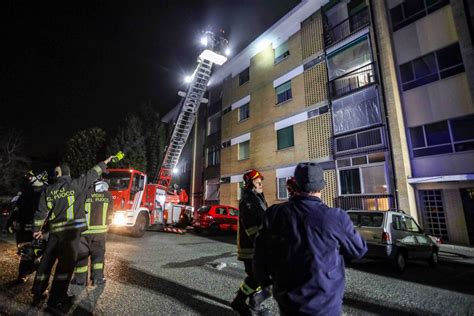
[94,179,109,193]
[243,169,264,189]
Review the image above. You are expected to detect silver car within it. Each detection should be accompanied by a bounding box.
[347,210,439,272]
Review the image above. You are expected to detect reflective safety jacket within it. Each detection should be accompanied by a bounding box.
[34,163,106,235]
[237,188,268,260]
[83,190,113,235]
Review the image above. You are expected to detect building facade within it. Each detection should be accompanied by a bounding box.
[189,0,474,245]
[386,0,474,245]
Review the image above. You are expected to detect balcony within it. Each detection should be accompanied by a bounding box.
[335,194,394,211]
[329,62,376,99]
[324,7,370,48]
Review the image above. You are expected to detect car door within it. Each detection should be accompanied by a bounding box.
[392,214,418,259]
[214,206,228,229]
[228,207,239,231]
[405,217,432,258]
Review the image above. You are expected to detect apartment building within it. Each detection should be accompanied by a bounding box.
[386,0,474,245]
[189,0,474,245]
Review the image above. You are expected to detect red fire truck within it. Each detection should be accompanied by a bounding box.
[105,30,228,237]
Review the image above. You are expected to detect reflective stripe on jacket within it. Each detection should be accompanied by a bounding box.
[83,190,113,235]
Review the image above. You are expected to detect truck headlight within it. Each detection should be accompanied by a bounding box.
[113,212,126,226]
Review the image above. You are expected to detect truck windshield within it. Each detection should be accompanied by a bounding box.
[103,172,131,191]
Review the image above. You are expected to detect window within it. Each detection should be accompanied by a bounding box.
[229,208,239,216]
[277,126,294,150]
[237,181,244,200]
[419,190,448,241]
[207,145,220,167]
[275,81,292,104]
[332,86,381,135]
[327,35,371,80]
[409,115,474,157]
[274,41,290,64]
[239,67,250,86]
[207,114,220,136]
[239,103,250,121]
[400,43,464,91]
[215,207,227,215]
[390,0,449,31]
[335,127,384,154]
[339,163,388,195]
[277,178,289,200]
[238,140,250,160]
[205,179,219,201]
[340,169,362,194]
[349,212,383,227]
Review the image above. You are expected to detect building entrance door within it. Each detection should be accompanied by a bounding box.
[460,188,474,245]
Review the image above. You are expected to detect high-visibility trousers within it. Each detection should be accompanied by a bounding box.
[32,230,81,304]
[73,234,106,284]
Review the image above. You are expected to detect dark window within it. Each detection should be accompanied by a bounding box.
[207,145,220,167]
[400,62,414,82]
[401,43,464,91]
[436,43,465,79]
[425,121,450,146]
[274,41,290,64]
[390,5,404,26]
[277,126,294,150]
[403,0,425,17]
[336,134,357,152]
[275,81,292,104]
[413,145,453,157]
[451,115,474,141]
[239,68,249,86]
[413,54,437,78]
[340,169,361,194]
[239,103,250,121]
[410,126,425,148]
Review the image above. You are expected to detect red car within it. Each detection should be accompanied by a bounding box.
[193,205,239,233]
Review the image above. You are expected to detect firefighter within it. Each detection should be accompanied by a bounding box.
[31,156,114,311]
[71,179,113,286]
[230,169,271,315]
[7,170,48,283]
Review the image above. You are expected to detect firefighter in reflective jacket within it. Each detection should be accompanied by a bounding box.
[230,169,271,315]
[31,157,113,309]
[71,179,113,286]
[7,171,48,283]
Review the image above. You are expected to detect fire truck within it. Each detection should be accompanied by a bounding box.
[105,30,228,237]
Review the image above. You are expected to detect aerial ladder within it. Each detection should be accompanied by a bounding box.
[106,30,229,236]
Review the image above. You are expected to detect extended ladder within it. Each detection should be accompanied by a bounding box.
[157,58,213,189]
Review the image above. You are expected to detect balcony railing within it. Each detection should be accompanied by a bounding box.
[335,194,394,211]
[329,62,376,99]
[324,7,370,48]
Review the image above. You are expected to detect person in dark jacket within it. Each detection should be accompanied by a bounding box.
[230,169,271,316]
[31,156,113,311]
[7,171,48,283]
[254,162,367,316]
[71,179,113,286]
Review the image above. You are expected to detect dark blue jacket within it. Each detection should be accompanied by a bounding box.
[254,195,367,316]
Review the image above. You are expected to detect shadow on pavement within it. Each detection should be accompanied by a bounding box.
[162,251,234,269]
[114,259,235,315]
[188,231,237,245]
[70,284,105,316]
[343,296,430,316]
[348,259,474,295]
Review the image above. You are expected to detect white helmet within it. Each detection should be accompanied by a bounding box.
[94,180,109,193]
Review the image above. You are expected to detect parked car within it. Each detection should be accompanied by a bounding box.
[193,205,239,234]
[347,210,439,272]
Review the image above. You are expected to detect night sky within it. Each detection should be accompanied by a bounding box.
[2,0,301,159]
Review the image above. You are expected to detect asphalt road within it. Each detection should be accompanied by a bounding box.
[0,231,473,315]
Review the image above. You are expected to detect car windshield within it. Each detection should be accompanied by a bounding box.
[349,212,384,227]
[198,206,211,213]
[103,172,131,191]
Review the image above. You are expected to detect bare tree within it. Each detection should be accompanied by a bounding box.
[0,126,29,195]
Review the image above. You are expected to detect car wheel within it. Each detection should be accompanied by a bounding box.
[208,223,219,235]
[428,250,438,268]
[131,213,147,238]
[194,227,202,234]
[393,251,406,273]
